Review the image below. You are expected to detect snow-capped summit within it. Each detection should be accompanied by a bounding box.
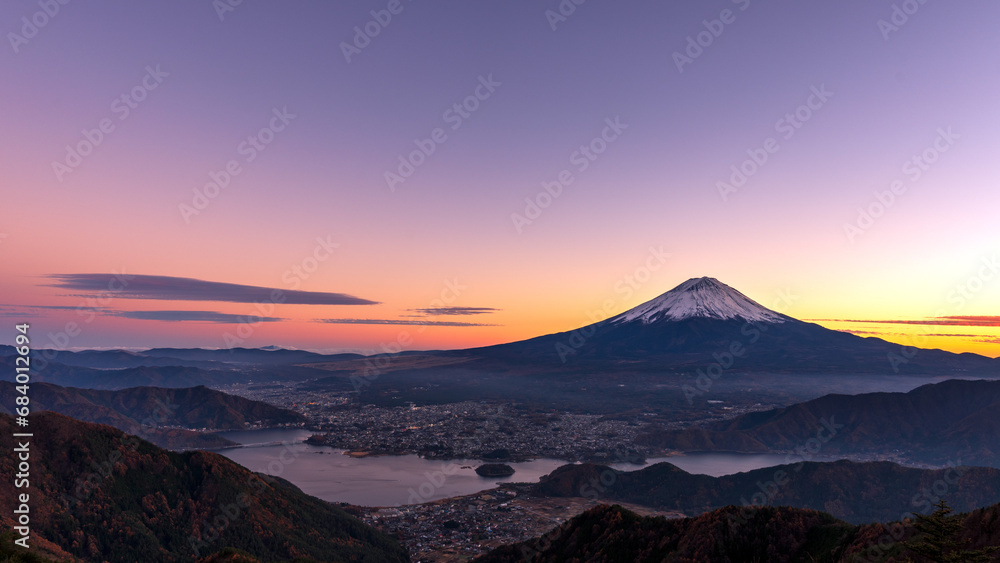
[610,277,787,324]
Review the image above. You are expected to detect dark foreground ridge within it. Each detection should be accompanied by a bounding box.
[475,503,1000,563]
[532,459,1000,524]
[0,412,408,563]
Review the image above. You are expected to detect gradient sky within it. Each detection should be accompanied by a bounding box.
[2,0,999,356]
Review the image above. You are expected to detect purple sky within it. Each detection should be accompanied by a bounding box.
[2,0,999,355]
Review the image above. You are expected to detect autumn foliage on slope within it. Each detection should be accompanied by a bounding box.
[0,412,408,563]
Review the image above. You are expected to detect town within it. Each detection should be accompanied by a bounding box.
[217,381,782,462]
[351,482,683,562]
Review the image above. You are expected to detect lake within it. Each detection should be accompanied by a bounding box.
[214,429,797,506]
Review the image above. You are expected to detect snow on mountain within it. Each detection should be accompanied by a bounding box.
[610,277,788,324]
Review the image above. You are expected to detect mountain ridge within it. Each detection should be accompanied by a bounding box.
[0,412,408,562]
[0,381,306,449]
[531,458,1000,524]
[636,378,1000,466]
[475,503,1000,563]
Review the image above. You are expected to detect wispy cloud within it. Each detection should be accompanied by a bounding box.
[941,316,1000,327]
[810,316,1000,327]
[923,333,982,338]
[0,304,109,318]
[112,310,286,323]
[0,306,43,319]
[842,329,982,339]
[317,318,496,327]
[33,304,105,311]
[406,306,500,316]
[48,274,378,306]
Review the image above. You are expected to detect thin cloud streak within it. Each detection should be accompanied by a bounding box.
[406,306,500,316]
[317,318,497,327]
[112,310,286,323]
[811,316,1000,327]
[843,329,982,338]
[0,308,43,319]
[0,304,105,318]
[47,274,379,306]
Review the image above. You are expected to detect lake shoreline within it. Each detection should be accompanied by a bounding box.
[213,428,810,506]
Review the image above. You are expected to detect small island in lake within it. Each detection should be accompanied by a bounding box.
[305,434,327,446]
[475,463,515,477]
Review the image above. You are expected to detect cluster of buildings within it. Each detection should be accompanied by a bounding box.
[357,483,685,562]
[306,400,651,462]
[359,484,551,562]
[217,381,779,463]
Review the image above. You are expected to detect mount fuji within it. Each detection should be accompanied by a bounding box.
[608,277,788,325]
[307,276,998,412]
[461,276,997,376]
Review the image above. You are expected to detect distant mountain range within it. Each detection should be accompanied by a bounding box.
[476,503,1000,563]
[140,347,360,365]
[5,277,997,414]
[0,353,336,391]
[0,344,358,369]
[0,412,408,562]
[532,459,1000,524]
[637,378,1000,467]
[0,382,305,449]
[0,354,240,390]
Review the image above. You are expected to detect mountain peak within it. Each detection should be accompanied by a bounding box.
[610,277,787,324]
